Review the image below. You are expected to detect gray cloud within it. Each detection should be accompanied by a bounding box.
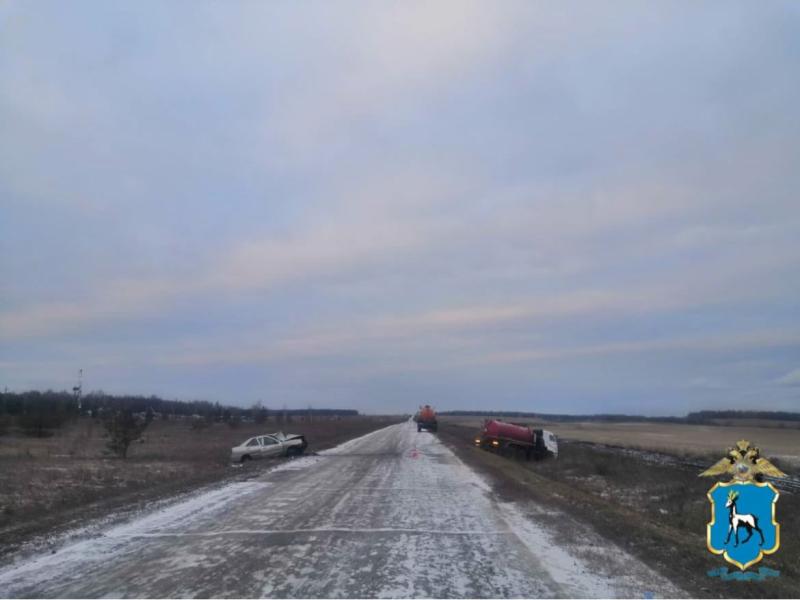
[1,1,799,413]
[776,369,800,387]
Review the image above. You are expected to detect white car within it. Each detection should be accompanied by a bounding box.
[231,432,307,463]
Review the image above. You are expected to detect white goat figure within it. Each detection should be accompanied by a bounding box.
[724,490,764,547]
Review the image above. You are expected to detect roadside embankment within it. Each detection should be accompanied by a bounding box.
[438,421,800,599]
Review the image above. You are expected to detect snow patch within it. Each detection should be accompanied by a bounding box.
[319,425,394,455]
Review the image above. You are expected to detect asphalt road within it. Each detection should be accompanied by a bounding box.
[0,421,682,598]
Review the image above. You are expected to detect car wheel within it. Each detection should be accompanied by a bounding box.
[241,455,252,463]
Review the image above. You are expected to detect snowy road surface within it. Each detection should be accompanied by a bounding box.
[0,421,683,598]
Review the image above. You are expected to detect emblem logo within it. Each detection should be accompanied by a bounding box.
[700,440,786,570]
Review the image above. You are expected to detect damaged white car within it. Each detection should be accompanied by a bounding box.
[231,432,308,463]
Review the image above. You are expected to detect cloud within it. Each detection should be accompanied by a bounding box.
[3,156,797,342]
[686,377,730,391]
[775,368,800,387]
[1,2,799,411]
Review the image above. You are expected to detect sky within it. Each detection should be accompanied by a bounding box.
[1,2,799,415]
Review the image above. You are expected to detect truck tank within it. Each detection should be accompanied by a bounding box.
[482,420,534,445]
[416,405,438,432]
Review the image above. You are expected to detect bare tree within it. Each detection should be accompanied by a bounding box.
[252,401,268,425]
[103,409,149,458]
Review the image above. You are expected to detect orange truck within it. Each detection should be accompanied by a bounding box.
[414,405,438,432]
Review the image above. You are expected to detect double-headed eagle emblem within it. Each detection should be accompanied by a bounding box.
[700,440,786,482]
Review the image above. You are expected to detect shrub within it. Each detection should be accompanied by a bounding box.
[19,408,69,437]
[190,417,210,431]
[103,410,150,458]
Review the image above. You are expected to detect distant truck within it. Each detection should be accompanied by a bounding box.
[474,419,558,460]
[414,405,438,432]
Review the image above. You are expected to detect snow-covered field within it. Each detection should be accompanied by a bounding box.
[0,421,683,598]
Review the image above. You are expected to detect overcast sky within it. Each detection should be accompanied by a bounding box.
[1,2,799,415]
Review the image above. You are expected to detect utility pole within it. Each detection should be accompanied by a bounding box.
[72,369,83,413]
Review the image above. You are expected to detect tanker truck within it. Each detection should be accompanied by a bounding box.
[414,405,438,432]
[474,419,558,460]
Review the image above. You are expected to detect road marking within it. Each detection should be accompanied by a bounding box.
[278,486,471,491]
[109,527,513,538]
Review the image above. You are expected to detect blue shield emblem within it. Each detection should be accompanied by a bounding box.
[707,481,780,570]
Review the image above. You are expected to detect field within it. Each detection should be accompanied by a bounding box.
[442,416,800,465]
[438,417,800,598]
[0,415,401,556]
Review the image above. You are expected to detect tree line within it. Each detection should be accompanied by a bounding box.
[439,410,685,423]
[439,409,800,424]
[685,410,800,422]
[0,389,358,441]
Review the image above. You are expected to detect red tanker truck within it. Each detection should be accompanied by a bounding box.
[414,405,438,432]
[474,419,558,460]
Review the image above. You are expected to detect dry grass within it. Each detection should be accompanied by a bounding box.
[440,416,800,465]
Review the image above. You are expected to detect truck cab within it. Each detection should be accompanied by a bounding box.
[533,428,559,458]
